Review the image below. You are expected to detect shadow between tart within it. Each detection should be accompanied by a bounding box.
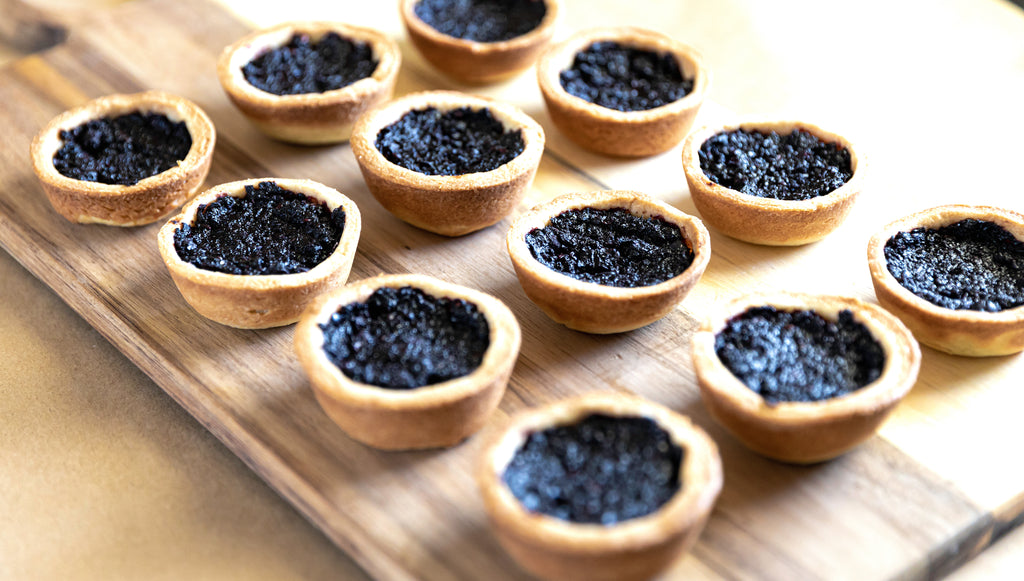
[350,90,545,237]
[218,21,401,144]
[691,292,921,464]
[867,204,1024,357]
[400,0,560,85]
[30,91,215,226]
[506,190,711,334]
[681,119,864,246]
[294,274,521,450]
[536,26,708,157]
[477,392,722,581]
[157,178,361,329]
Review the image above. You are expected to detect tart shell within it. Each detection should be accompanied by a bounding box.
[218,21,401,144]
[867,204,1024,357]
[350,90,545,237]
[157,178,362,329]
[30,91,215,226]
[537,27,709,157]
[691,292,921,464]
[478,392,722,581]
[294,274,521,450]
[682,119,864,246]
[506,190,711,333]
[400,0,560,85]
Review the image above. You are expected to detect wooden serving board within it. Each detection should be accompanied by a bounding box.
[2,0,1023,579]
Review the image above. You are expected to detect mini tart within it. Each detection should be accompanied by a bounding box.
[682,119,864,246]
[478,392,722,581]
[157,178,361,329]
[294,274,521,450]
[537,27,708,157]
[400,0,560,85]
[350,90,545,236]
[218,21,400,144]
[30,91,215,226]
[691,292,921,464]
[507,190,711,334]
[867,204,1024,356]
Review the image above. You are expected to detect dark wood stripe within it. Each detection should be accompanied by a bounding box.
[542,148,613,190]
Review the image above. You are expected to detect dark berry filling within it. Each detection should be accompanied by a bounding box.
[173,181,346,276]
[320,286,490,389]
[413,0,547,43]
[884,219,1024,312]
[714,307,886,404]
[242,32,378,96]
[559,41,693,112]
[698,129,853,201]
[375,106,524,176]
[525,207,694,288]
[502,414,683,525]
[52,112,192,186]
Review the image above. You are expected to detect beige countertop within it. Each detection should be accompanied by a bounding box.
[3,0,1024,579]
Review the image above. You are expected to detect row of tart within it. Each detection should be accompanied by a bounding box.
[156,177,924,580]
[221,17,709,158]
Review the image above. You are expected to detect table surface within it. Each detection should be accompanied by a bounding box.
[3,0,1024,579]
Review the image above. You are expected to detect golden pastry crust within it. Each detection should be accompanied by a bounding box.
[682,119,864,246]
[477,392,722,581]
[867,204,1024,357]
[294,274,521,450]
[691,292,921,464]
[350,90,545,236]
[157,178,362,329]
[400,0,560,84]
[30,91,215,226]
[537,27,708,157]
[218,21,400,144]
[506,190,711,333]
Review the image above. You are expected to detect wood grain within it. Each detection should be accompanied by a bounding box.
[1,0,1021,579]
[0,0,66,53]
